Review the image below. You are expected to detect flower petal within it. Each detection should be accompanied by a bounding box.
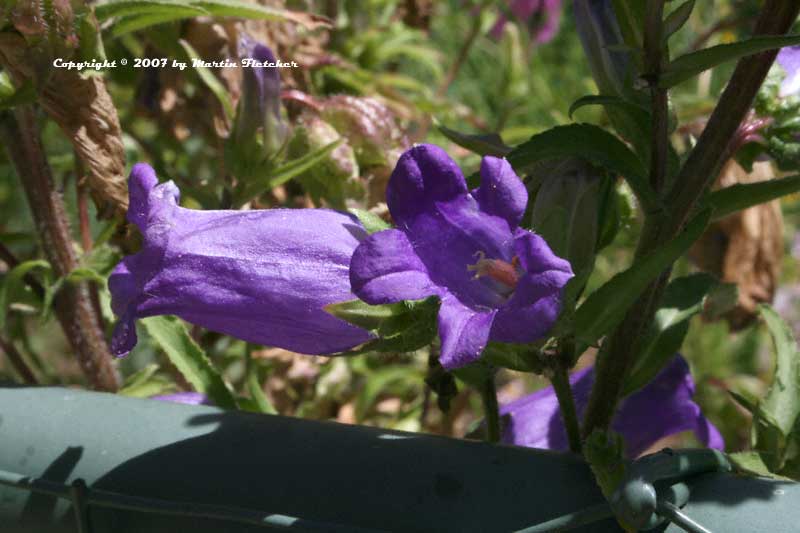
[349,229,441,304]
[127,163,180,237]
[111,166,373,355]
[472,156,527,229]
[386,144,468,226]
[490,229,572,343]
[500,366,593,450]
[614,355,725,456]
[406,196,517,310]
[500,354,724,457]
[513,228,573,276]
[778,46,800,97]
[437,293,496,369]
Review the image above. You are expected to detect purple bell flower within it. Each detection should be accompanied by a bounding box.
[500,354,725,457]
[349,144,573,370]
[151,392,212,406]
[109,163,372,357]
[777,46,800,97]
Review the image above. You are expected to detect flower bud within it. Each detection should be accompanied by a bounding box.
[573,0,630,99]
[528,157,610,280]
[287,114,365,207]
[233,35,287,159]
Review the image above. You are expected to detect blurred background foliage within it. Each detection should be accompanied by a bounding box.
[0,0,799,454]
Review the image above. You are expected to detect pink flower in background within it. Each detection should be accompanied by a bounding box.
[490,0,563,42]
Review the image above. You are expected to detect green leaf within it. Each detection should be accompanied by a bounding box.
[347,209,391,234]
[437,124,512,157]
[141,315,237,409]
[568,95,649,124]
[119,364,175,398]
[663,0,695,39]
[482,342,541,373]
[95,0,208,21]
[0,260,51,332]
[729,451,793,480]
[507,124,659,214]
[110,10,206,37]
[179,39,234,121]
[573,210,711,346]
[706,174,800,220]
[0,79,36,111]
[661,35,800,88]
[758,305,800,437]
[234,140,342,205]
[191,0,321,26]
[355,366,418,421]
[624,273,717,395]
[246,371,277,415]
[325,299,404,331]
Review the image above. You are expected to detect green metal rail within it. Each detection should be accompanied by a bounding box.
[0,386,798,532]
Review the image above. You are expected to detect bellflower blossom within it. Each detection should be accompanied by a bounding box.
[500,355,724,457]
[349,144,573,369]
[490,0,563,43]
[109,163,372,357]
[777,46,800,98]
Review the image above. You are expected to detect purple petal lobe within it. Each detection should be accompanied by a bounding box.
[513,229,573,275]
[386,144,468,226]
[500,354,724,457]
[473,156,527,229]
[110,165,373,356]
[778,46,800,97]
[349,229,440,304]
[438,294,496,369]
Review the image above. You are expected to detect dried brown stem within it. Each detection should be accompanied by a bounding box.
[0,106,119,391]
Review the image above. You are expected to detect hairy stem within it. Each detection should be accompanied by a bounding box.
[0,335,38,385]
[582,0,800,437]
[481,374,501,443]
[644,0,668,193]
[550,353,581,454]
[0,106,119,391]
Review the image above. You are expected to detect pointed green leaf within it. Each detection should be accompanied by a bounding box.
[141,315,237,409]
[507,124,659,214]
[110,10,206,36]
[179,39,234,121]
[706,174,800,220]
[0,260,51,332]
[574,210,711,345]
[325,299,405,331]
[246,372,277,415]
[437,124,511,157]
[661,35,800,88]
[758,305,800,437]
[624,273,717,395]
[664,0,695,39]
[95,0,208,21]
[235,140,342,205]
[348,209,391,234]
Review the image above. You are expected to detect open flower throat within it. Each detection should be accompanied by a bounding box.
[350,144,573,369]
[468,251,521,294]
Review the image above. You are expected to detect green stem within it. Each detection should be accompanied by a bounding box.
[551,363,582,454]
[581,0,800,438]
[481,375,500,443]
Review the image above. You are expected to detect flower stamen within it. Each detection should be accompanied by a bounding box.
[468,251,520,289]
